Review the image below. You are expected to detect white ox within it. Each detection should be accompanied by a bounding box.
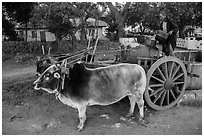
[33,62,147,131]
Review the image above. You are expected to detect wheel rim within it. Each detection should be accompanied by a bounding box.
[145,56,187,110]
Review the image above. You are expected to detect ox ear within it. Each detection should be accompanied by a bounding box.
[54,72,61,79]
[36,56,42,61]
[49,56,57,64]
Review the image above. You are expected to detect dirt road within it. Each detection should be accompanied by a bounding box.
[2,62,202,135]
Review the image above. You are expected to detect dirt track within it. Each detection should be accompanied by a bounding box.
[2,61,202,135]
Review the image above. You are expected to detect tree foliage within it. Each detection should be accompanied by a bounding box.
[2,14,18,41]
[2,2,35,41]
[161,2,202,37]
[99,2,131,41]
[31,2,100,44]
[126,2,202,37]
[3,2,202,42]
[126,2,160,32]
[3,2,35,24]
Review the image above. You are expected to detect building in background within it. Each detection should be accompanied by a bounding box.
[73,18,108,40]
[15,26,56,42]
[15,18,108,42]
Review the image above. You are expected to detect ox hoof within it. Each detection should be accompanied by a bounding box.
[126,113,133,118]
[77,124,84,132]
[138,117,147,127]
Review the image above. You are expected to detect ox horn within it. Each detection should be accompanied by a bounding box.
[49,56,58,64]
[60,59,69,74]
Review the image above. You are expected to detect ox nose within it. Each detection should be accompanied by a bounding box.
[33,78,40,85]
[33,82,37,88]
[33,80,41,90]
[33,79,40,86]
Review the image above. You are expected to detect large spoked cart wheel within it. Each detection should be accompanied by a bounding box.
[144,56,187,110]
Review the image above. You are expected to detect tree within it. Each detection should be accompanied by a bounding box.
[99,2,131,41]
[2,7,18,41]
[126,2,160,33]
[3,2,35,42]
[162,2,202,38]
[31,3,75,43]
[126,2,202,38]
[31,2,100,47]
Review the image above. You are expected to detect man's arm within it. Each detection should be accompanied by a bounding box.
[168,19,179,35]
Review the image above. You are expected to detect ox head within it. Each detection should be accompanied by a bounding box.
[34,63,63,94]
[33,61,85,94]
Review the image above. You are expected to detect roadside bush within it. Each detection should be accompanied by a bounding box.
[2,40,84,56]
[2,41,53,61]
[2,52,14,61]
[14,53,36,63]
[2,41,50,55]
[2,39,120,61]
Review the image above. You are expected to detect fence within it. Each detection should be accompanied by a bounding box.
[176,37,202,50]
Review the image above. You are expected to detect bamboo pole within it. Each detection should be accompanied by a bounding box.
[86,30,93,62]
[48,47,51,55]
[42,45,45,55]
[61,58,67,90]
[90,36,99,63]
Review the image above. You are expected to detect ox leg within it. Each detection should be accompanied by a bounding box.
[77,106,87,131]
[136,97,146,125]
[136,99,144,119]
[126,95,137,118]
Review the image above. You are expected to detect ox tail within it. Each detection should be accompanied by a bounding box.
[136,65,147,94]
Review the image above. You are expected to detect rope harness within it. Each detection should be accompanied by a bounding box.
[54,77,61,99]
[53,70,70,100]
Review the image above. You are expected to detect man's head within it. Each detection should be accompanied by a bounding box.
[159,10,167,21]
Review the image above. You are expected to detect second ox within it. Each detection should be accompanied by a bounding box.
[36,54,94,76]
[33,62,147,131]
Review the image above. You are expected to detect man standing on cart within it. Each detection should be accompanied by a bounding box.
[157,10,179,56]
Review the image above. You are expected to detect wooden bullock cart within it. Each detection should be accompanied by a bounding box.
[39,35,202,111]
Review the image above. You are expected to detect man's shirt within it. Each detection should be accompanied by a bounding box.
[162,21,167,32]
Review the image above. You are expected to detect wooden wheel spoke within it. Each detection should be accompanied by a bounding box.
[166,90,170,105]
[160,90,167,106]
[171,65,180,79]
[151,75,165,83]
[176,89,181,93]
[149,83,164,88]
[173,73,184,82]
[157,67,166,81]
[153,89,165,104]
[169,62,174,78]
[169,89,176,100]
[174,81,184,85]
[164,62,169,78]
[150,86,164,97]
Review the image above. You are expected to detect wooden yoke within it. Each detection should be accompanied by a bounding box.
[61,59,67,90]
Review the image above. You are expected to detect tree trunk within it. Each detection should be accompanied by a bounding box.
[80,28,87,43]
[179,26,185,38]
[106,2,130,41]
[25,22,28,42]
[70,33,77,49]
[116,21,125,40]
